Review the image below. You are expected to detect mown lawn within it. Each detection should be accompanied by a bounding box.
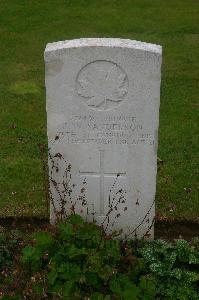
[0,0,198,221]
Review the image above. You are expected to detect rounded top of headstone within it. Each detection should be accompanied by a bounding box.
[45,38,162,55]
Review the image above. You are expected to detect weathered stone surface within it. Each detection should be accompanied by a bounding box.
[45,38,162,239]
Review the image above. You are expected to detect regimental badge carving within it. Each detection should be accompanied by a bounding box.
[76,60,128,110]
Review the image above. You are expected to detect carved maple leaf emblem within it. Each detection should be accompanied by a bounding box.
[77,61,128,110]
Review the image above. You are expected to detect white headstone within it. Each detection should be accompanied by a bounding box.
[45,38,162,239]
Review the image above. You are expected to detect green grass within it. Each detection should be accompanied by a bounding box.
[0,0,198,221]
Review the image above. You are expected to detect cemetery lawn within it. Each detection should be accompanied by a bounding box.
[0,0,198,222]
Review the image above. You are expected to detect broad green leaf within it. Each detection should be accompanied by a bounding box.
[138,276,156,300]
[67,214,84,225]
[85,271,102,289]
[109,276,122,294]
[58,222,73,239]
[123,287,139,300]
[62,281,74,296]
[67,244,87,258]
[1,296,21,300]
[21,245,41,264]
[48,269,57,285]
[76,226,92,240]
[90,292,111,300]
[189,253,199,264]
[31,231,54,249]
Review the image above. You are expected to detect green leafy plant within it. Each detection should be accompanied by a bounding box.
[19,214,156,299]
[139,239,199,299]
[1,296,21,300]
[1,216,198,299]
[0,230,22,273]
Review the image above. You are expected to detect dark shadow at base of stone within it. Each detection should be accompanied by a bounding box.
[155,221,199,241]
[0,217,198,241]
[0,217,49,233]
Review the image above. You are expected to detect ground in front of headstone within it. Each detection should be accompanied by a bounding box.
[0,216,199,240]
[0,216,198,299]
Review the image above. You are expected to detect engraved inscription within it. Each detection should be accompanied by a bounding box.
[76,60,128,110]
[51,113,155,147]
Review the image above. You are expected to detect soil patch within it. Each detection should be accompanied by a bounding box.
[0,217,198,241]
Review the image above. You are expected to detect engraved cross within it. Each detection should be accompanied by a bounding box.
[79,149,126,216]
